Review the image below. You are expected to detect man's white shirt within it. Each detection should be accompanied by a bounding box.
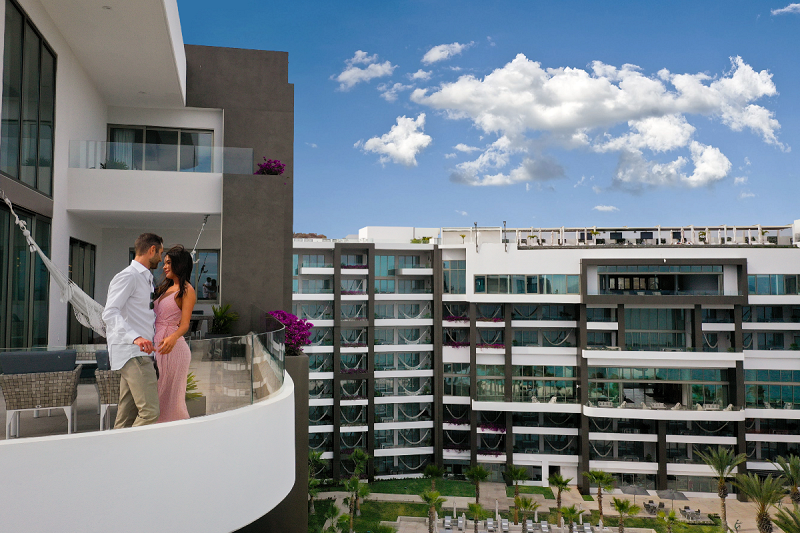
[102,260,156,371]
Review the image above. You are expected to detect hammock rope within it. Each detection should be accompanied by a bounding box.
[309,406,332,423]
[310,329,332,346]
[480,436,505,450]
[398,379,430,396]
[341,329,365,344]
[340,355,366,370]
[398,456,426,471]
[702,333,718,349]
[543,330,573,346]
[400,429,431,446]
[309,434,330,450]
[589,441,613,457]
[445,405,468,422]
[190,214,210,264]
[398,405,430,420]
[301,304,333,320]
[341,382,365,397]
[512,305,539,320]
[399,328,431,345]
[479,330,503,344]
[341,407,366,425]
[446,432,469,445]
[341,434,364,448]
[2,188,107,337]
[397,354,431,370]
[545,436,576,452]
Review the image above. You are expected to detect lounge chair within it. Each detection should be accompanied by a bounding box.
[487,518,496,532]
[526,519,534,531]
[502,518,510,532]
[94,350,119,430]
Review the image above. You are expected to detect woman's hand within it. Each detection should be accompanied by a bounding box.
[158,334,179,355]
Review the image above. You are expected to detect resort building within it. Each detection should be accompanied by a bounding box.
[0,1,302,531]
[295,222,800,496]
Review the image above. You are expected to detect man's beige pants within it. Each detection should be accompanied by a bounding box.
[114,356,159,428]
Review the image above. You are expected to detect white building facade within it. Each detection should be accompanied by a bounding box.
[296,223,800,496]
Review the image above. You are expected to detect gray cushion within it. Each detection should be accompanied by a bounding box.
[94,350,111,370]
[0,350,77,374]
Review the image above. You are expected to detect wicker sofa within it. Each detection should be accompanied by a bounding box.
[0,350,82,438]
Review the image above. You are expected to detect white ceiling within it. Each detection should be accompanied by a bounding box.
[40,0,186,108]
[69,210,220,230]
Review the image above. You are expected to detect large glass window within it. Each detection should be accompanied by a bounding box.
[194,250,219,301]
[67,238,96,344]
[1,0,56,195]
[107,126,213,172]
[443,260,466,294]
[1,202,50,348]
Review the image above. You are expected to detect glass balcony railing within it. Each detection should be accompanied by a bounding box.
[69,141,254,174]
[0,321,285,438]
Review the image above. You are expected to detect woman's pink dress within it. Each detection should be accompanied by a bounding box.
[154,292,191,422]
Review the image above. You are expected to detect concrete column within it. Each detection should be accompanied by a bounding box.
[505,302,514,471]
[470,302,478,466]
[578,304,590,494]
[657,420,667,490]
[617,304,626,350]
[331,246,342,480]
[433,246,445,468]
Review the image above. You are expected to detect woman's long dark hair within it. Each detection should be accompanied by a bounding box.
[155,245,193,300]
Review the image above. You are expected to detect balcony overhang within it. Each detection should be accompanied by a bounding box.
[40,0,186,108]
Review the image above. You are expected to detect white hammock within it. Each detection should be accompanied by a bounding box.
[341,329,365,344]
[479,435,504,450]
[309,434,330,450]
[340,355,365,370]
[341,407,366,425]
[398,405,430,420]
[545,436,576,452]
[399,329,430,345]
[2,190,106,337]
[309,406,332,423]
[399,303,431,319]
[341,434,364,448]
[397,354,431,370]
[400,429,431,446]
[589,441,613,457]
[310,329,332,346]
[446,432,469,445]
[398,456,426,471]
[543,330,573,346]
[703,333,718,349]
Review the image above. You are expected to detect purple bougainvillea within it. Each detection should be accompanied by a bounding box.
[254,158,286,175]
[444,316,469,322]
[268,310,312,356]
[444,341,470,348]
[477,343,505,349]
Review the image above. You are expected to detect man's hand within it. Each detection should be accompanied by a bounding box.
[133,337,154,354]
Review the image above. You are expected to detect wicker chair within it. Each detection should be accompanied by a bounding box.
[0,350,82,438]
[94,350,120,430]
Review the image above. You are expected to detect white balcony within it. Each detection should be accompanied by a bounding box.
[398,268,433,276]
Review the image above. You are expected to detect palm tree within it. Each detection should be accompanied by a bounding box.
[468,503,490,533]
[466,465,491,504]
[658,509,679,533]
[355,481,370,518]
[549,472,573,525]
[342,477,360,533]
[322,502,342,533]
[349,448,370,477]
[515,496,540,533]
[773,504,800,533]
[734,473,787,533]
[584,470,615,522]
[506,465,530,524]
[309,476,321,514]
[421,490,447,533]
[561,505,581,533]
[772,456,800,505]
[424,464,445,492]
[696,446,747,532]
[612,497,641,533]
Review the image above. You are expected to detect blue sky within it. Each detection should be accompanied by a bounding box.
[178,1,800,238]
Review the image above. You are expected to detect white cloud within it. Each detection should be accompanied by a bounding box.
[739,191,756,199]
[744,156,751,165]
[455,209,468,216]
[454,143,481,153]
[575,175,594,188]
[772,3,800,15]
[422,42,474,65]
[612,141,731,191]
[355,114,432,166]
[305,142,318,148]
[409,69,432,81]
[734,176,748,186]
[592,185,603,194]
[333,50,397,91]
[444,153,457,159]
[378,82,413,102]
[410,55,783,188]
[487,36,496,47]
[593,205,619,212]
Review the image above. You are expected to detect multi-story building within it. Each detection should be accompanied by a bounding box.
[296,222,800,496]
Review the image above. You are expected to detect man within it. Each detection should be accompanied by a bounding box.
[103,233,163,427]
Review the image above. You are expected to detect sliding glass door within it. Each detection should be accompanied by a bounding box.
[67,238,96,344]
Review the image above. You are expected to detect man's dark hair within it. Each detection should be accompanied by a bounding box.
[134,233,163,256]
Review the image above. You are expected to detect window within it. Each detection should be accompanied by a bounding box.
[442,260,466,294]
[374,279,395,294]
[67,239,96,344]
[748,275,799,295]
[302,254,327,267]
[475,274,579,294]
[1,203,50,348]
[341,254,363,267]
[106,126,213,172]
[375,255,395,276]
[1,0,56,195]
[194,250,219,301]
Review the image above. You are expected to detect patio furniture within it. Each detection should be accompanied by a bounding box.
[459,516,465,531]
[541,521,549,533]
[445,516,452,528]
[487,518,496,532]
[526,520,534,531]
[94,350,119,430]
[502,518,509,532]
[0,350,82,438]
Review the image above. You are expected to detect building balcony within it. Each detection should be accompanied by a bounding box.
[0,326,293,532]
[398,267,433,276]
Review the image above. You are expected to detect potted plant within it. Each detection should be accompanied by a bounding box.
[186,372,206,417]
[209,304,239,336]
[253,157,285,175]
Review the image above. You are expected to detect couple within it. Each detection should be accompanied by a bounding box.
[102,233,197,427]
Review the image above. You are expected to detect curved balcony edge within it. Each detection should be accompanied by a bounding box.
[0,373,295,533]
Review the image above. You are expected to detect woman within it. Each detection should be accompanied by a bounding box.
[153,245,196,422]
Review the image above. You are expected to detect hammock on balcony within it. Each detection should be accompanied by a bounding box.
[546,436,576,452]
[2,189,211,340]
[702,333,718,349]
[589,441,613,457]
[479,436,504,450]
[2,189,107,337]
[341,407,366,425]
[341,329,365,344]
[309,434,331,450]
[398,354,430,370]
[400,429,431,446]
[397,405,429,420]
[445,405,468,422]
[309,406,332,423]
[340,355,365,370]
[446,432,469,445]
[398,329,429,345]
[310,329,332,346]
[398,380,429,396]
[398,456,426,471]
[399,304,430,319]
[543,330,572,346]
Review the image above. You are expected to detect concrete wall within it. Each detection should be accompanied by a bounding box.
[184,44,294,329]
[239,354,309,533]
